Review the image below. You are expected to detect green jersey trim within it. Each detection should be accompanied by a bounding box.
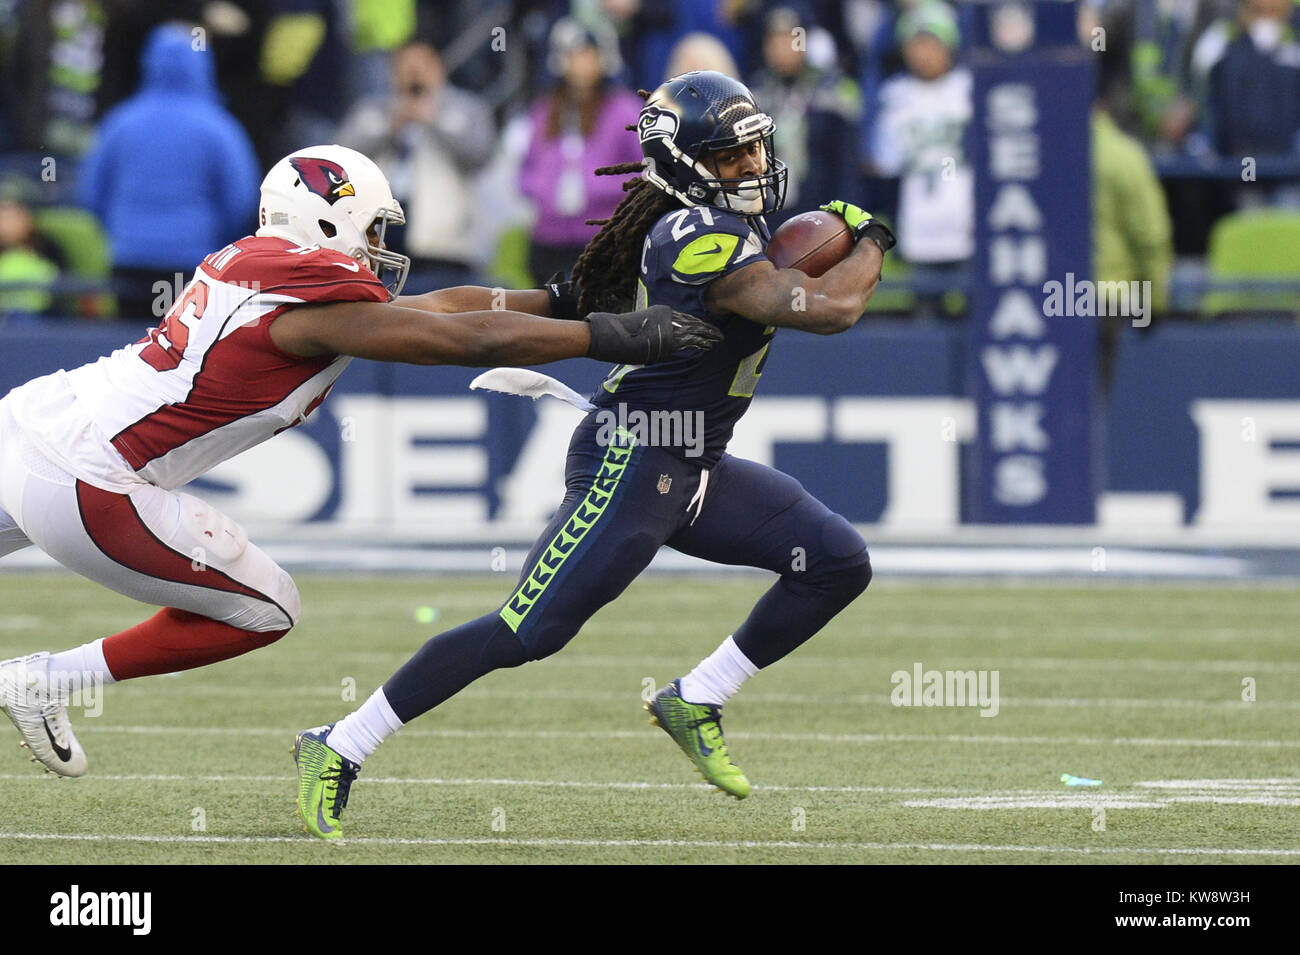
[499,429,637,632]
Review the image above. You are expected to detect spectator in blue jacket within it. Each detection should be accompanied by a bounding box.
[79,23,259,319]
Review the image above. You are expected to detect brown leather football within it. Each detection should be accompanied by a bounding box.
[765,210,853,277]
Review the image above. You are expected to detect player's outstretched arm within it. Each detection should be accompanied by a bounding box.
[270,300,720,366]
[397,286,552,317]
[398,274,584,321]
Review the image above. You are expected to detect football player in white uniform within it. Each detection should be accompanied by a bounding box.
[0,144,718,777]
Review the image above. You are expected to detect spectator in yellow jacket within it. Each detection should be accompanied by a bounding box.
[1092,102,1175,387]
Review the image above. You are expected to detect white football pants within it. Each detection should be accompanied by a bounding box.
[0,397,298,633]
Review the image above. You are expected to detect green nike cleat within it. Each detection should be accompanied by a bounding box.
[292,724,359,840]
[646,680,751,798]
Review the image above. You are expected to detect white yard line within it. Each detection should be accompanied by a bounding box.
[906,778,1300,809]
[537,655,1300,673]
[0,831,1295,856]
[7,772,1296,798]
[1136,778,1300,788]
[41,650,1294,673]
[906,796,1300,809]
[117,683,1300,710]
[0,773,1019,794]
[905,797,1173,809]
[5,773,1297,799]
[68,724,1300,748]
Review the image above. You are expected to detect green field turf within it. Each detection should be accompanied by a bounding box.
[1,572,1296,864]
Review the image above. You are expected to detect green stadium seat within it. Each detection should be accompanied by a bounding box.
[0,247,59,314]
[1203,209,1300,318]
[31,206,115,318]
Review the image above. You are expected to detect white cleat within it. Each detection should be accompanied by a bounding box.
[0,652,87,777]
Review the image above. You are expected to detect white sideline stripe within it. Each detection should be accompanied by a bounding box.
[124,684,1300,711]
[906,798,1173,809]
[994,657,1300,673]
[546,655,1300,674]
[1137,778,1300,789]
[1164,796,1300,805]
[906,778,1300,809]
[296,653,1300,674]
[0,832,1296,856]
[8,773,1296,809]
[5,773,1298,800]
[0,773,1017,794]
[0,544,1259,577]
[74,725,1300,748]
[906,796,1300,809]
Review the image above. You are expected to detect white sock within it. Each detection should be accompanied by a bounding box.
[678,636,758,707]
[326,688,404,765]
[46,639,117,695]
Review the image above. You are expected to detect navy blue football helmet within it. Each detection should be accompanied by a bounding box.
[637,71,788,216]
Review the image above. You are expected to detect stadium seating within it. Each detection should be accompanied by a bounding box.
[1203,210,1300,318]
[32,206,116,318]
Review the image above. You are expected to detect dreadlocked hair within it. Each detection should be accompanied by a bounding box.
[570,89,683,316]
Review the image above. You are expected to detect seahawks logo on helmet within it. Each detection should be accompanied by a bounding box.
[637,106,680,145]
[289,156,357,206]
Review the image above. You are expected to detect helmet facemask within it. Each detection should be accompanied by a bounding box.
[363,209,410,300]
[687,130,788,215]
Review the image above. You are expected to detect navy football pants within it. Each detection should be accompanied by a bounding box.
[382,418,871,722]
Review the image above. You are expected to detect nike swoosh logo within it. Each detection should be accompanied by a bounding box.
[693,243,723,256]
[43,719,72,762]
[696,729,713,756]
[332,261,360,272]
[316,802,337,834]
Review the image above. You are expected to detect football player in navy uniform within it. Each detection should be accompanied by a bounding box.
[295,72,896,838]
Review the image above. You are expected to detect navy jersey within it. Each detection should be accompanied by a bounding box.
[589,204,773,468]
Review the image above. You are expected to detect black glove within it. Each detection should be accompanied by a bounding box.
[859,220,897,255]
[542,271,582,321]
[586,305,722,364]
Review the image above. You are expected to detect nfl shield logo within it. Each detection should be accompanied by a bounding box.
[657,474,672,495]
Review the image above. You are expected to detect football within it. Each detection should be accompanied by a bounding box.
[765,210,853,277]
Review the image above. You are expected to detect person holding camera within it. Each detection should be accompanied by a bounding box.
[337,41,495,291]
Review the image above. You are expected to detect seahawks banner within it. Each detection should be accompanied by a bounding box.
[965,2,1098,523]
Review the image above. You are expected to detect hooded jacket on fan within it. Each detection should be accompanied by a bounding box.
[79,25,259,272]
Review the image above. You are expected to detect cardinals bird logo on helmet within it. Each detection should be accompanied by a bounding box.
[288,156,357,206]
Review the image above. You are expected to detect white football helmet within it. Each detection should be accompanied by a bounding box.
[257,144,411,299]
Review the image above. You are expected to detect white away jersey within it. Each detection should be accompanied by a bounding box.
[7,237,388,492]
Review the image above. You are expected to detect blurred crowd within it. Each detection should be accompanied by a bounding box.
[0,0,1298,322]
